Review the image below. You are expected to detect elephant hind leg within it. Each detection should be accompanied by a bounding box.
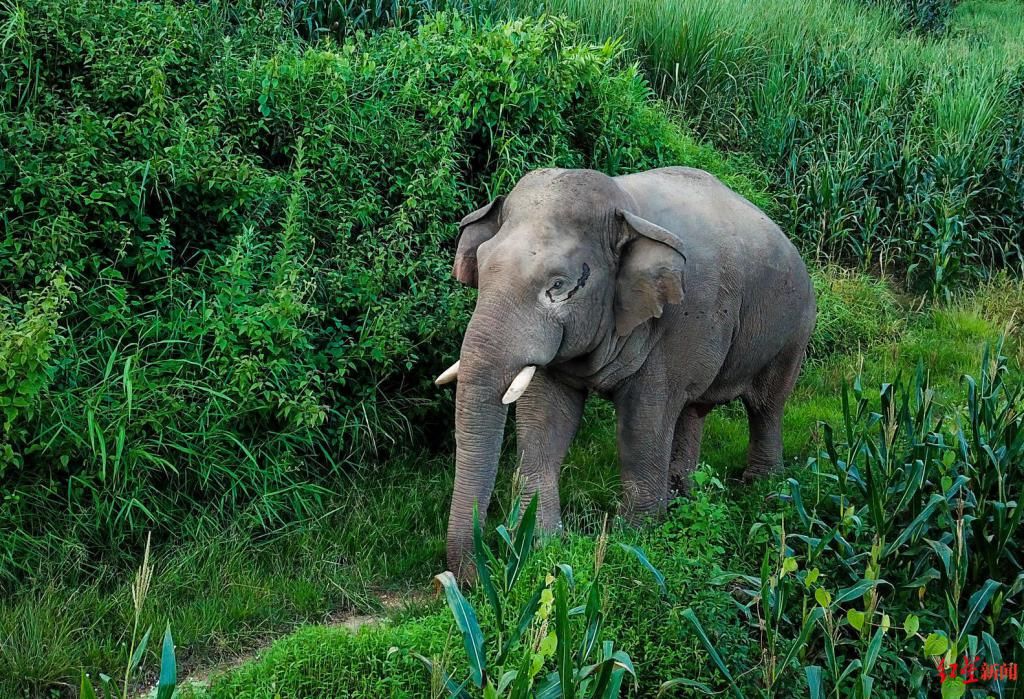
[741,345,806,482]
[669,403,713,497]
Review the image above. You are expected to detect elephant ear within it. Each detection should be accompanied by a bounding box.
[613,209,687,337]
[453,196,504,287]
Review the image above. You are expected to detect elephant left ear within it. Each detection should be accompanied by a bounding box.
[613,209,687,337]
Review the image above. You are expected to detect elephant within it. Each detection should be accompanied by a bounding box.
[436,166,816,580]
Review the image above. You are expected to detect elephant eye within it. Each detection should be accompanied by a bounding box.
[551,280,564,290]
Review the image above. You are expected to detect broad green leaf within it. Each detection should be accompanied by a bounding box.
[815,587,832,608]
[554,574,574,699]
[782,557,798,574]
[847,609,865,631]
[604,667,627,699]
[884,493,944,556]
[506,580,546,659]
[435,571,487,688]
[473,504,503,636]
[863,627,885,674]
[833,578,885,606]
[804,666,824,699]
[128,626,153,674]
[610,650,636,679]
[941,677,966,699]
[497,670,518,695]
[957,579,1001,644]
[579,582,603,663]
[506,495,538,590]
[804,567,820,588]
[658,677,716,696]
[776,607,825,680]
[536,671,562,699]
[80,672,98,699]
[903,614,920,638]
[554,563,574,589]
[981,631,1005,699]
[923,632,948,657]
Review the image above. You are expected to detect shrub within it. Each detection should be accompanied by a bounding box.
[185,615,456,698]
[0,0,766,586]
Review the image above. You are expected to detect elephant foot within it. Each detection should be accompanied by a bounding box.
[740,460,780,484]
[616,496,668,527]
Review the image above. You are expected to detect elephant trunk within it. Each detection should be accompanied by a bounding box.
[445,302,555,580]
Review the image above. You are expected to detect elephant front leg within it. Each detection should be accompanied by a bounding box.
[615,394,677,523]
[515,371,586,534]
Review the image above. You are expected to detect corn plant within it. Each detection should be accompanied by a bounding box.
[407,495,671,698]
[662,342,1023,698]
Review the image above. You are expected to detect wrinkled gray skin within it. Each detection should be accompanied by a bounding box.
[445,167,815,581]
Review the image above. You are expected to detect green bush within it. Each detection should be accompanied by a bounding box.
[0,0,766,586]
[185,616,456,697]
[280,0,494,42]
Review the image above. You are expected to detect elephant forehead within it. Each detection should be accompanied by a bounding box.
[506,170,623,227]
[504,192,612,231]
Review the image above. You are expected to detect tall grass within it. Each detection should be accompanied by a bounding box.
[480,0,1024,293]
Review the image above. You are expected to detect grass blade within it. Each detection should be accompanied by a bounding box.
[506,495,538,590]
[617,543,667,596]
[555,573,575,699]
[681,608,745,699]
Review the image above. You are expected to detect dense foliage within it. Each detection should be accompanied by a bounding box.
[0,0,764,585]
[484,0,1024,294]
[864,0,961,33]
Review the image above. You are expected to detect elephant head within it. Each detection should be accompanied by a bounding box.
[438,169,687,579]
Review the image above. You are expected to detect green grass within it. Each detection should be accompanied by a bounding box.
[5,274,1020,697]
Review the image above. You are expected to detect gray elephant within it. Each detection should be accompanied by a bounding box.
[436,167,815,580]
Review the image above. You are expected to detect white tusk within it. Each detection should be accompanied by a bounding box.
[501,366,536,404]
[435,360,460,386]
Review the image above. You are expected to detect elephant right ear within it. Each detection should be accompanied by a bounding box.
[453,196,504,287]
[613,210,687,337]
